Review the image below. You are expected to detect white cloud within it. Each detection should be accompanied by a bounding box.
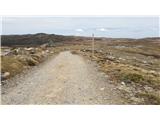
[97,28,107,32]
[75,28,84,32]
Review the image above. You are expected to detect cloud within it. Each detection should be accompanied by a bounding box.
[97,28,107,32]
[75,28,84,32]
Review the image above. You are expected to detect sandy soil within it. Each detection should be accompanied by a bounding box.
[1,51,124,104]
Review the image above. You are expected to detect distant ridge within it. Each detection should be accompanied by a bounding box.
[1,33,160,46]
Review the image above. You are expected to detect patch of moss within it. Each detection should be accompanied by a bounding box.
[120,73,144,83]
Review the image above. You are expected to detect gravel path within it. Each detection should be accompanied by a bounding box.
[1,51,124,104]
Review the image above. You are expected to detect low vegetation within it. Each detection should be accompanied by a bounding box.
[1,56,24,79]
[137,92,160,105]
[1,33,160,104]
[74,39,160,104]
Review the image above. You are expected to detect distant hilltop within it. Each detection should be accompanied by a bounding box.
[1,33,160,46]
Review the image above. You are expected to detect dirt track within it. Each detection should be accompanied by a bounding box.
[1,51,124,104]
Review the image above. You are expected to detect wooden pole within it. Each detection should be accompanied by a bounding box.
[92,33,95,58]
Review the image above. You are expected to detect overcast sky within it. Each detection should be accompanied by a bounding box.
[1,16,159,38]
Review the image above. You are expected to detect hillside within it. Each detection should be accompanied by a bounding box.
[1,33,77,46]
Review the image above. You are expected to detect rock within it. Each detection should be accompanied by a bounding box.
[41,51,45,55]
[149,70,157,76]
[104,75,109,78]
[100,87,105,91]
[144,86,154,92]
[99,50,103,53]
[30,50,35,54]
[143,60,147,64]
[107,55,115,59]
[103,97,110,100]
[25,47,34,51]
[100,72,105,75]
[115,60,120,63]
[46,50,49,53]
[40,44,48,48]
[31,54,42,62]
[149,70,156,74]
[12,48,21,55]
[106,55,116,61]
[26,58,39,66]
[121,82,126,85]
[12,49,18,55]
[4,72,10,77]
[130,96,144,103]
[118,85,132,93]
[119,57,125,61]
[82,49,86,52]
[1,72,10,80]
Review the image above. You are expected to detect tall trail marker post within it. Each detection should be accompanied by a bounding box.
[92,33,95,58]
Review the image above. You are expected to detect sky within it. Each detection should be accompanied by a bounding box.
[1,16,159,38]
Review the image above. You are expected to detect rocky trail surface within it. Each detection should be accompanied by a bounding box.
[1,51,124,104]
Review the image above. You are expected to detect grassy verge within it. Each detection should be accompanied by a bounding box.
[1,56,24,79]
[137,92,160,105]
[76,47,160,104]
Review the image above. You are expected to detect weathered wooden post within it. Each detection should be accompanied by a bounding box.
[92,33,95,58]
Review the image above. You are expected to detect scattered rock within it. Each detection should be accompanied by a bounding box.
[149,70,156,74]
[100,87,105,91]
[130,96,144,103]
[81,49,86,52]
[25,47,34,51]
[30,50,35,54]
[100,72,105,75]
[104,75,109,78]
[12,48,20,55]
[106,55,116,61]
[121,81,126,85]
[40,44,48,48]
[103,97,110,100]
[46,50,49,53]
[115,60,120,63]
[41,51,46,55]
[118,57,126,61]
[99,50,103,53]
[143,60,147,64]
[1,72,10,80]
[144,86,154,92]
[26,58,39,66]
[118,85,132,93]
